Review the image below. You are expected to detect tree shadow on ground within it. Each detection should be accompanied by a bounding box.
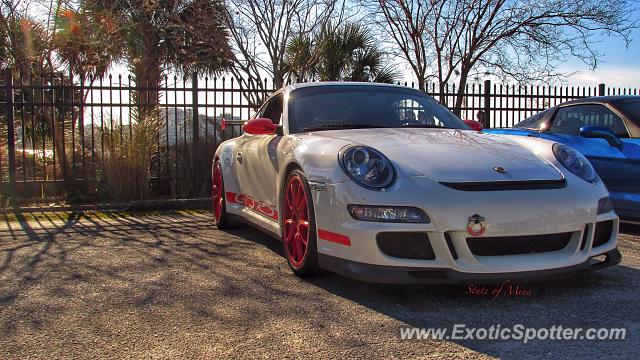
[0,212,638,358]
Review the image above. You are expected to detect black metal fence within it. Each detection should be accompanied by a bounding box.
[1,68,638,199]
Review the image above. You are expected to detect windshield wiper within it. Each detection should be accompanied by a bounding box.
[303,123,384,132]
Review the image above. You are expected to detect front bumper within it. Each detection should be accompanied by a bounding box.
[312,175,620,283]
[319,248,621,284]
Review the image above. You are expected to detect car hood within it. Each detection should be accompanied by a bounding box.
[309,128,563,183]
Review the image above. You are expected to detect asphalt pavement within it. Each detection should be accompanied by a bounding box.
[0,211,638,359]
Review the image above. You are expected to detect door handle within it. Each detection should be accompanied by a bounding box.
[236,152,242,164]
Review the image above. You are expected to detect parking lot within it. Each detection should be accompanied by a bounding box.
[1,210,638,359]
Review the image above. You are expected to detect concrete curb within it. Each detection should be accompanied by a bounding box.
[0,198,211,213]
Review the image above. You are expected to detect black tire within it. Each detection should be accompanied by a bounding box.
[281,169,320,276]
[212,160,233,229]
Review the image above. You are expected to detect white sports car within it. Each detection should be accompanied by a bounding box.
[212,82,620,283]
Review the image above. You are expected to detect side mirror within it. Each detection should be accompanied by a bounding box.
[580,125,623,149]
[243,118,277,135]
[463,119,483,131]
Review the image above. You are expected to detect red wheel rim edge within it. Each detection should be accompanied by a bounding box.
[283,175,310,267]
[212,164,223,223]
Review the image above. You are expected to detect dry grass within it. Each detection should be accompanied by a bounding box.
[97,114,162,201]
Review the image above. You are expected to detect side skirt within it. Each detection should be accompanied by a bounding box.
[237,208,281,240]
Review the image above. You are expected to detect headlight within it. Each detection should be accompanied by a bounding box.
[340,146,395,189]
[552,144,596,183]
[348,205,430,223]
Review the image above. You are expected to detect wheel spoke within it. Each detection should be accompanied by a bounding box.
[297,231,307,256]
[298,221,309,246]
[290,182,299,208]
[297,199,307,218]
[296,184,304,208]
[284,219,295,234]
[287,184,296,209]
[292,232,301,261]
[284,220,295,242]
[294,233,304,261]
[285,188,293,209]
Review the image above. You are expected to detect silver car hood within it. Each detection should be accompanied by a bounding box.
[308,128,563,183]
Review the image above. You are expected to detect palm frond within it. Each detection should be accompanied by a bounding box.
[286,21,401,83]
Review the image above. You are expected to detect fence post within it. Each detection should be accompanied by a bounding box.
[192,72,199,147]
[483,79,491,128]
[4,68,16,188]
[191,72,199,192]
[598,83,606,97]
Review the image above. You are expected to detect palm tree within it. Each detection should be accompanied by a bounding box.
[53,8,124,80]
[0,16,50,75]
[79,0,235,120]
[0,13,74,180]
[285,22,400,84]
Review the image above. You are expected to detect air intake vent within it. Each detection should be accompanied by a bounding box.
[466,233,572,256]
[593,220,614,248]
[376,232,435,260]
[444,232,459,260]
[580,225,589,251]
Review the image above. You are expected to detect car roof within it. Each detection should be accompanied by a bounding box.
[283,81,414,92]
[560,95,640,107]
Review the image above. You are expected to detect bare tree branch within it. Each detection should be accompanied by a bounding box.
[368,0,638,114]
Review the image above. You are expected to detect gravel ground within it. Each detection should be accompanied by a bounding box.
[0,211,638,359]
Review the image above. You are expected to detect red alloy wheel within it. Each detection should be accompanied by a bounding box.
[283,175,310,267]
[212,163,223,223]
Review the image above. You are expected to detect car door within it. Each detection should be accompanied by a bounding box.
[537,104,639,202]
[234,93,283,222]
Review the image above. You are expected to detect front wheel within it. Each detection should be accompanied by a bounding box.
[281,170,319,276]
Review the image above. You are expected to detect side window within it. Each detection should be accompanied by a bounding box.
[394,98,446,127]
[550,105,629,137]
[260,94,284,124]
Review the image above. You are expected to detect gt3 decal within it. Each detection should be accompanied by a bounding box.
[226,192,278,221]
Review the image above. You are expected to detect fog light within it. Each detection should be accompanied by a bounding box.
[347,205,430,223]
[597,197,614,214]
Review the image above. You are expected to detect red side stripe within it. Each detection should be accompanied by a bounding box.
[317,229,351,246]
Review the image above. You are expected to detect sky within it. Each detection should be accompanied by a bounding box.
[558,8,640,88]
[73,6,640,90]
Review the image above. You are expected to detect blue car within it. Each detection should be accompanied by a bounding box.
[484,96,640,222]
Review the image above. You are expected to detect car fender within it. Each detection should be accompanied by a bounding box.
[214,139,242,211]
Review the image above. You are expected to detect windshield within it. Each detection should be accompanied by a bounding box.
[612,98,640,128]
[287,85,468,133]
[514,109,550,130]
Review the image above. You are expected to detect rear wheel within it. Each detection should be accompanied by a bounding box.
[212,161,232,229]
[282,170,319,276]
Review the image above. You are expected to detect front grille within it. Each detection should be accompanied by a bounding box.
[376,232,435,260]
[466,232,572,256]
[593,220,614,248]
